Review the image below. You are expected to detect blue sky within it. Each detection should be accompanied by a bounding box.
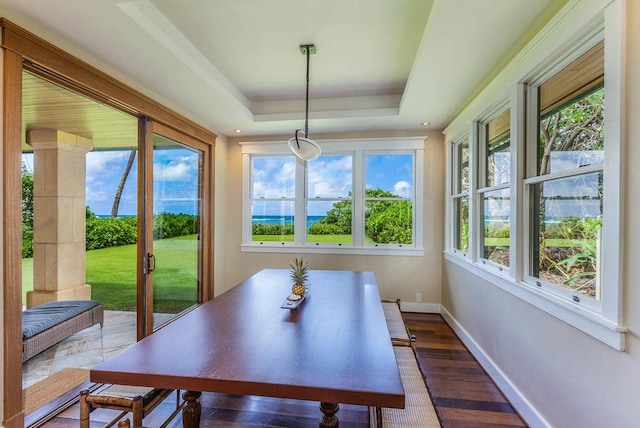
[23,148,200,216]
[22,149,599,220]
[252,154,414,216]
[22,151,413,218]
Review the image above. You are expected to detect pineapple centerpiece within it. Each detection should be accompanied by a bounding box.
[289,257,309,300]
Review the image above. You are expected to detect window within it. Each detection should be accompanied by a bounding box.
[451,137,469,254]
[241,138,424,255]
[479,109,511,268]
[307,155,353,245]
[364,154,414,246]
[526,42,605,303]
[250,156,296,242]
[444,14,625,349]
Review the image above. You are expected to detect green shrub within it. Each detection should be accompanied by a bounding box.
[252,223,294,236]
[366,208,412,244]
[86,217,137,250]
[308,222,345,235]
[22,228,33,258]
[485,224,510,239]
[153,212,198,239]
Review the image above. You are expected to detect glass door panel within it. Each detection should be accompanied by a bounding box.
[150,133,203,328]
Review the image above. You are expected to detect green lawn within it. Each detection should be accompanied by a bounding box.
[22,235,198,313]
[484,238,591,246]
[22,234,590,311]
[253,234,352,242]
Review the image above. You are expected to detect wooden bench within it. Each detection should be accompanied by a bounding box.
[370,346,441,427]
[22,300,104,362]
[80,386,181,428]
[381,299,415,348]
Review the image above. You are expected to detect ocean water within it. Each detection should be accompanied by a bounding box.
[252,215,325,228]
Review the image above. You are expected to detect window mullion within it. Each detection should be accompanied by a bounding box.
[523,83,539,282]
[445,141,454,253]
[511,83,527,282]
[352,152,364,246]
[295,157,307,245]
[469,123,480,261]
[475,121,486,263]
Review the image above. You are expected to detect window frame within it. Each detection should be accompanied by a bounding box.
[240,138,425,256]
[443,0,626,350]
[450,136,471,258]
[523,55,607,314]
[304,152,354,247]
[247,155,298,246]
[476,105,512,273]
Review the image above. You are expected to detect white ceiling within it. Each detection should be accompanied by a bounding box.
[0,0,558,138]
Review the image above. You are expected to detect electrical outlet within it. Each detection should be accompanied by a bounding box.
[415,293,422,302]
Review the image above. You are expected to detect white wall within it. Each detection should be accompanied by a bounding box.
[222,130,445,308]
[441,1,640,427]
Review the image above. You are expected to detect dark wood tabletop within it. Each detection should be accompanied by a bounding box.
[90,269,404,426]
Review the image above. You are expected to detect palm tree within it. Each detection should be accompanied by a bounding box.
[111,150,136,217]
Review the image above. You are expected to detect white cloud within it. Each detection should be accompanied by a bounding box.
[86,190,110,202]
[308,156,352,198]
[253,157,295,198]
[393,181,411,198]
[153,160,193,181]
[86,151,134,183]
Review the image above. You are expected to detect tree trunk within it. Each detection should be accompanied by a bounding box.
[111,150,136,218]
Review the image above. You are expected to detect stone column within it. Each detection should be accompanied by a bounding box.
[26,129,93,308]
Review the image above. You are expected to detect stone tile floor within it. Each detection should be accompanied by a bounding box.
[22,310,173,389]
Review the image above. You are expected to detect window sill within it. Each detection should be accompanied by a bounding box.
[444,252,626,351]
[241,244,424,257]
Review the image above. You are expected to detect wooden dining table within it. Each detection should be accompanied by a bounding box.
[90,269,405,427]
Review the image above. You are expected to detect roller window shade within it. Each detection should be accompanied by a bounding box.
[488,108,510,143]
[539,40,604,115]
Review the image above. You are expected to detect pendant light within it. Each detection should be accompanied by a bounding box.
[288,44,321,161]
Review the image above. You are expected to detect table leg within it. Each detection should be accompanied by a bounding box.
[182,390,201,428]
[319,402,339,427]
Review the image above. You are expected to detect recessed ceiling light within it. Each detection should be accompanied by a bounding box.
[421,122,430,126]
[234,129,242,133]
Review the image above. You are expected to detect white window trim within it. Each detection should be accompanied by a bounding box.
[239,137,425,256]
[449,136,470,258]
[443,0,626,350]
[445,252,626,350]
[475,102,512,275]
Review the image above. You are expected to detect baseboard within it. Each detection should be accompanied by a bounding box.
[399,302,440,313]
[440,307,551,428]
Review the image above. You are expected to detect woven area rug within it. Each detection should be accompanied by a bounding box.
[23,367,89,414]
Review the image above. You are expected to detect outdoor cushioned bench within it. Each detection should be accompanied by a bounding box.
[22,300,104,362]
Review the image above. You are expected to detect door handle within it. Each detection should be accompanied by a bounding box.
[144,253,155,274]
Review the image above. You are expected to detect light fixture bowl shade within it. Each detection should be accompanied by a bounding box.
[288,136,321,161]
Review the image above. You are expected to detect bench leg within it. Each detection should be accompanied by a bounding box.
[79,390,91,428]
[131,395,143,428]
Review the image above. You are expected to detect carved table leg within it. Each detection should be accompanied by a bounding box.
[182,390,202,428]
[319,402,340,428]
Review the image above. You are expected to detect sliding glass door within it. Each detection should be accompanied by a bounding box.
[139,121,211,337]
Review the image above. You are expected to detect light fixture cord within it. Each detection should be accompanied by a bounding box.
[304,46,310,138]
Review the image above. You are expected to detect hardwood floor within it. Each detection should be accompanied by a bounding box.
[404,313,528,428]
[37,312,527,427]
